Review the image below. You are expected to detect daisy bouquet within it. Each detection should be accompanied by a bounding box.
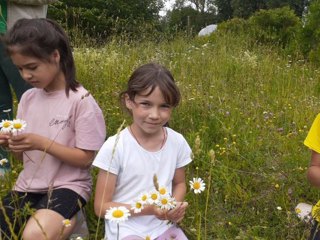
[0,119,27,134]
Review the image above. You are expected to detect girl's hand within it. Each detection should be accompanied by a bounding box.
[153,206,168,220]
[8,133,44,152]
[0,133,10,147]
[166,201,188,223]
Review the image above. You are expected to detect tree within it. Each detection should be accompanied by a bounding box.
[48,0,164,40]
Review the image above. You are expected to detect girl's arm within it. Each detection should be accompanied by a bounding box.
[8,133,94,168]
[307,150,320,187]
[94,169,165,218]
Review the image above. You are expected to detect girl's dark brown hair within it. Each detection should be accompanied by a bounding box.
[5,18,79,96]
[120,63,181,109]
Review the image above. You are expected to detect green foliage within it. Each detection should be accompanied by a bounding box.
[47,0,164,41]
[299,0,320,64]
[248,7,301,47]
[216,17,249,35]
[166,6,216,35]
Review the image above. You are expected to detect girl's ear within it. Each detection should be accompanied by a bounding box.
[125,94,133,110]
[52,49,60,63]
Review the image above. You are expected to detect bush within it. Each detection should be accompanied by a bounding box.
[299,0,320,65]
[248,7,301,47]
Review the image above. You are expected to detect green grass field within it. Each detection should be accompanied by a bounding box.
[2,31,320,239]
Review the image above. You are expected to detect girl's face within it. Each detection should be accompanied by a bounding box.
[125,86,173,136]
[10,49,65,92]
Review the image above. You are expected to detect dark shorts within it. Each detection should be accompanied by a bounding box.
[0,188,86,239]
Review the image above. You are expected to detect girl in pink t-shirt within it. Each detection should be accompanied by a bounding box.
[0,19,106,239]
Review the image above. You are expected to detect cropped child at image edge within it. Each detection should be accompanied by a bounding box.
[93,63,191,239]
[304,113,320,240]
[0,18,106,239]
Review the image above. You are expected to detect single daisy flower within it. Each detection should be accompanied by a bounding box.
[157,194,176,210]
[0,120,13,133]
[189,177,206,194]
[148,190,160,204]
[158,186,169,196]
[0,158,9,166]
[131,200,144,213]
[105,206,131,223]
[62,219,71,227]
[11,119,27,133]
[138,192,150,204]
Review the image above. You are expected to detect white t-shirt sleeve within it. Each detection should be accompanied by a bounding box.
[176,134,192,168]
[92,135,121,175]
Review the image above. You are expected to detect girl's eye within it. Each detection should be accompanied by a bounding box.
[140,102,150,106]
[161,104,171,109]
[28,66,37,70]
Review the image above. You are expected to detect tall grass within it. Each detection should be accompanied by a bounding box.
[2,31,320,239]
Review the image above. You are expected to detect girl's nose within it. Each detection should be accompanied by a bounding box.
[149,108,160,119]
[21,70,32,80]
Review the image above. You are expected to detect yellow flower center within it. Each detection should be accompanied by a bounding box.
[146,236,151,240]
[193,182,201,190]
[13,123,22,129]
[161,198,168,205]
[3,122,11,128]
[112,210,124,218]
[136,202,142,208]
[151,193,158,200]
[141,195,147,201]
[159,188,166,195]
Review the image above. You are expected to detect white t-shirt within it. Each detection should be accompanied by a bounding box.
[15,86,106,201]
[93,127,192,239]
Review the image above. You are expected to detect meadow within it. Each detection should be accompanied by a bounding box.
[2,31,320,239]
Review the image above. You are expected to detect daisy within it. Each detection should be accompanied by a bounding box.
[0,120,13,133]
[62,219,71,227]
[11,119,27,133]
[131,200,144,213]
[105,206,131,223]
[189,177,206,194]
[148,190,160,204]
[138,192,150,204]
[158,186,169,196]
[0,158,8,166]
[157,194,176,210]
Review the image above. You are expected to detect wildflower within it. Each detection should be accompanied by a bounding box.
[62,219,71,227]
[138,192,149,204]
[275,184,280,189]
[277,206,282,211]
[11,119,27,133]
[158,186,168,196]
[157,194,176,210]
[131,200,144,213]
[105,206,131,223]
[148,190,160,204]
[0,120,13,133]
[0,158,8,166]
[189,177,206,194]
[75,237,83,240]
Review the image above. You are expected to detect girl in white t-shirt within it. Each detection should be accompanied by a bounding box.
[0,19,106,239]
[93,63,192,239]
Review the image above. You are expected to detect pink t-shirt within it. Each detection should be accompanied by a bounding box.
[14,86,106,201]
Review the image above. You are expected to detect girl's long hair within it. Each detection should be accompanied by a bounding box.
[5,18,79,96]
